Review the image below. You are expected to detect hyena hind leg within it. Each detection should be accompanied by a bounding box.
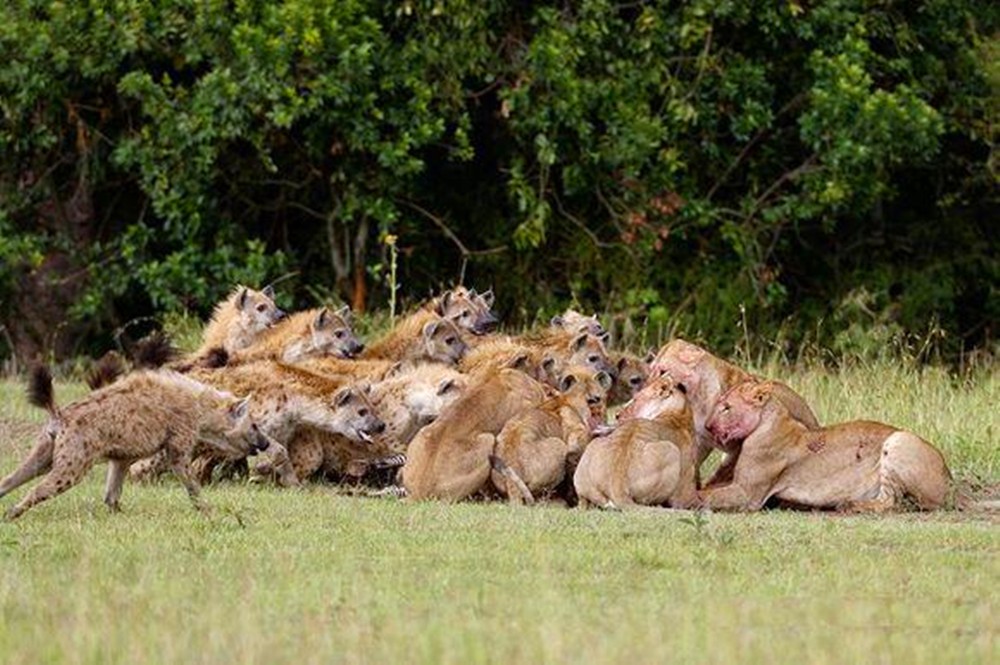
[0,434,55,499]
[5,450,95,520]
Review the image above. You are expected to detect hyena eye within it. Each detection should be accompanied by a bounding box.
[630,377,642,386]
[445,336,456,345]
[256,303,267,312]
[335,330,345,338]
[461,310,470,318]
[358,408,369,417]
[588,355,599,364]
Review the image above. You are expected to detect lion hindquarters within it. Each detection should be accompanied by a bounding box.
[626,440,683,507]
[880,431,951,510]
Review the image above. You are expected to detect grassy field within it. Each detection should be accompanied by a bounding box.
[0,361,997,664]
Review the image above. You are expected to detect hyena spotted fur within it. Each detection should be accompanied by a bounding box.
[0,366,271,520]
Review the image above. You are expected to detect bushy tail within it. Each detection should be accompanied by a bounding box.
[86,351,127,390]
[489,454,534,505]
[132,331,179,369]
[27,364,57,415]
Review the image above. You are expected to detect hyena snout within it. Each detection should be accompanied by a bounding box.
[473,313,500,335]
[344,339,365,357]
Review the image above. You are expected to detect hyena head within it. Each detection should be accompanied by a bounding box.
[330,385,386,444]
[436,286,499,336]
[550,309,607,341]
[627,374,691,424]
[608,352,651,406]
[558,366,614,431]
[706,380,772,446]
[310,306,365,358]
[565,333,614,378]
[421,318,468,364]
[236,285,286,336]
[201,395,272,454]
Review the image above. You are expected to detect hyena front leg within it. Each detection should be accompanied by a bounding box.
[0,433,55,499]
[164,442,206,512]
[103,460,130,512]
[5,443,96,520]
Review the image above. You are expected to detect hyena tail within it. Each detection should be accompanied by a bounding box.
[489,454,535,505]
[132,331,179,369]
[86,352,127,390]
[27,364,57,416]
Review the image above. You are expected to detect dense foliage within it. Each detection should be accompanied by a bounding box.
[1,0,996,360]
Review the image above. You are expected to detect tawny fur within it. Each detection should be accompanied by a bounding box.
[698,380,952,512]
[575,377,699,510]
[427,286,499,337]
[1,368,269,519]
[550,309,606,338]
[491,368,612,504]
[361,310,468,365]
[624,338,818,487]
[460,331,613,385]
[402,369,548,501]
[224,306,363,365]
[194,285,285,356]
[283,363,468,483]
[607,351,650,406]
[135,362,384,487]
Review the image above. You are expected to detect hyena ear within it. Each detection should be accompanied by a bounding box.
[467,287,478,298]
[237,288,250,311]
[334,304,351,322]
[643,349,656,364]
[550,314,565,328]
[435,291,453,316]
[616,356,629,373]
[571,333,588,352]
[675,382,687,395]
[507,353,531,370]
[229,395,252,421]
[334,388,354,408]
[541,355,557,374]
[437,378,457,395]
[314,308,331,329]
[597,330,611,345]
[596,371,613,391]
[558,373,578,392]
[422,320,442,339]
[385,362,405,378]
[479,288,495,308]
[261,284,276,300]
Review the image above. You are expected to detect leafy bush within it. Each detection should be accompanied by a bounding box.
[0,0,995,359]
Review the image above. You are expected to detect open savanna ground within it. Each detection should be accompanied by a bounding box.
[0,360,997,664]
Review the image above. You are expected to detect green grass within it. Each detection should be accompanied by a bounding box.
[0,363,997,664]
